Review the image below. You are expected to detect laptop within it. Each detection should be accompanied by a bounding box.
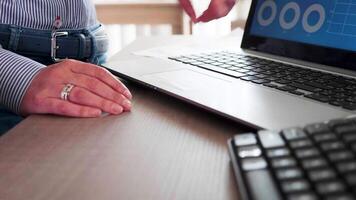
[103,0,356,130]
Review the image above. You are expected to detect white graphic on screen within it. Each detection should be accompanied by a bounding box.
[327,0,356,37]
[257,1,326,33]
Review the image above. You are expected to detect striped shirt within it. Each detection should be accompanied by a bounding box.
[0,0,98,114]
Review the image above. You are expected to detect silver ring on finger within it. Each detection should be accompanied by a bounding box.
[60,84,75,101]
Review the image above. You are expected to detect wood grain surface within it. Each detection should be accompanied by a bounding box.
[0,34,249,200]
[0,82,251,200]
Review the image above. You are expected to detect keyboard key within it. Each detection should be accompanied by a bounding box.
[328,119,354,129]
[316,181,346,195]
[295,148,320,159]
[240,76,259,81]
[289,82,319,93]
[325,194,354,200]
[343,133,356,143]
[272,157,297,168]
[305,94,330,103]
[305,123,330,135]
[289,90,305,96]
[336,161,356,173]
[308,169,336,182]
[334,124,356,135]
[277,86,297,92]
[238,145,262,158]
[282,179,310,193]
[258,130,285,149]
[267,148,290,158]
[328,151,354,162]
[287,193,317,200]
[246,170,282,200]
[321,141,345,152]
[252,79,270,84]
[234,133,257,146]
[263,83,278,88]
[345,173,356,186]
[342,102,356,110]
[301,158,327,170]
[289,139,313,149]
[313,133,337,143]
[242,157,268,171]
[276,168,303,180]
[282,128,307,141]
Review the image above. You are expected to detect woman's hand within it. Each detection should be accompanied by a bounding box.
[179,0,236,23]
[20,59,132,117]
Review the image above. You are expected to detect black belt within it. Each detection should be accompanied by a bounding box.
[0,24,109,62]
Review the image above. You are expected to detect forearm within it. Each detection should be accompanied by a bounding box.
[0,49,45,114]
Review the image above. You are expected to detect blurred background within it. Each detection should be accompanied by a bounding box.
[93,0,252,57]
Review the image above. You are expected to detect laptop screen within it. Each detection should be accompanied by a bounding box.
[242,0,356,71]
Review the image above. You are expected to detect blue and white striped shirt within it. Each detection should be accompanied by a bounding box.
[0,0,98,114]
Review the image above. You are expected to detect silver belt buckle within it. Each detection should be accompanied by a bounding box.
[51,30,69,62]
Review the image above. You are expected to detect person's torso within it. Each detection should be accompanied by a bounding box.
[0,0,98,30]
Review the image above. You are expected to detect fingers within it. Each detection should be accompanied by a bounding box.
[42,98,102,118]
[69,61,132,99]
[68,86,127,114]
[68,74,131,111]
[179,0,197,23]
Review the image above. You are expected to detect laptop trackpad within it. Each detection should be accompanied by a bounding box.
[142,69,230,91]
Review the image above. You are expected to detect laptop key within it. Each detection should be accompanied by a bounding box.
[289,90,305,96]
[240,76,259,81]
[305,94,330,103]
[252,79,270,84]
[341,102,356,110]
[289,82,319,93]
[277,86,297,92]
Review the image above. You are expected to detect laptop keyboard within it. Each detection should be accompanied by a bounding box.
[228,117,356,200]
[169,51,356,111]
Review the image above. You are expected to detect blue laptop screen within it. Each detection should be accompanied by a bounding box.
[250,0,356,52]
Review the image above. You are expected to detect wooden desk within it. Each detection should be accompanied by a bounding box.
[94,0,191,34]
[0,36,249,200]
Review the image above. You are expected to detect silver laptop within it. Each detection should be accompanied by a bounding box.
[104,0,356,130]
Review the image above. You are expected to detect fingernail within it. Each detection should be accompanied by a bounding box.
[112,104,123,114]
[122,100,132,110]
[124,90,132,99]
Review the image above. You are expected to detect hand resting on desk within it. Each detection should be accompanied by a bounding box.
[20,59,132,117]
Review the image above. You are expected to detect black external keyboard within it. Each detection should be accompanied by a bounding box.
[169,51,356,111]
[228,117,356,200]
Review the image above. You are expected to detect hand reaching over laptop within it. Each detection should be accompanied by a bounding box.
[179,0,236,23]
[20,59,132,117]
